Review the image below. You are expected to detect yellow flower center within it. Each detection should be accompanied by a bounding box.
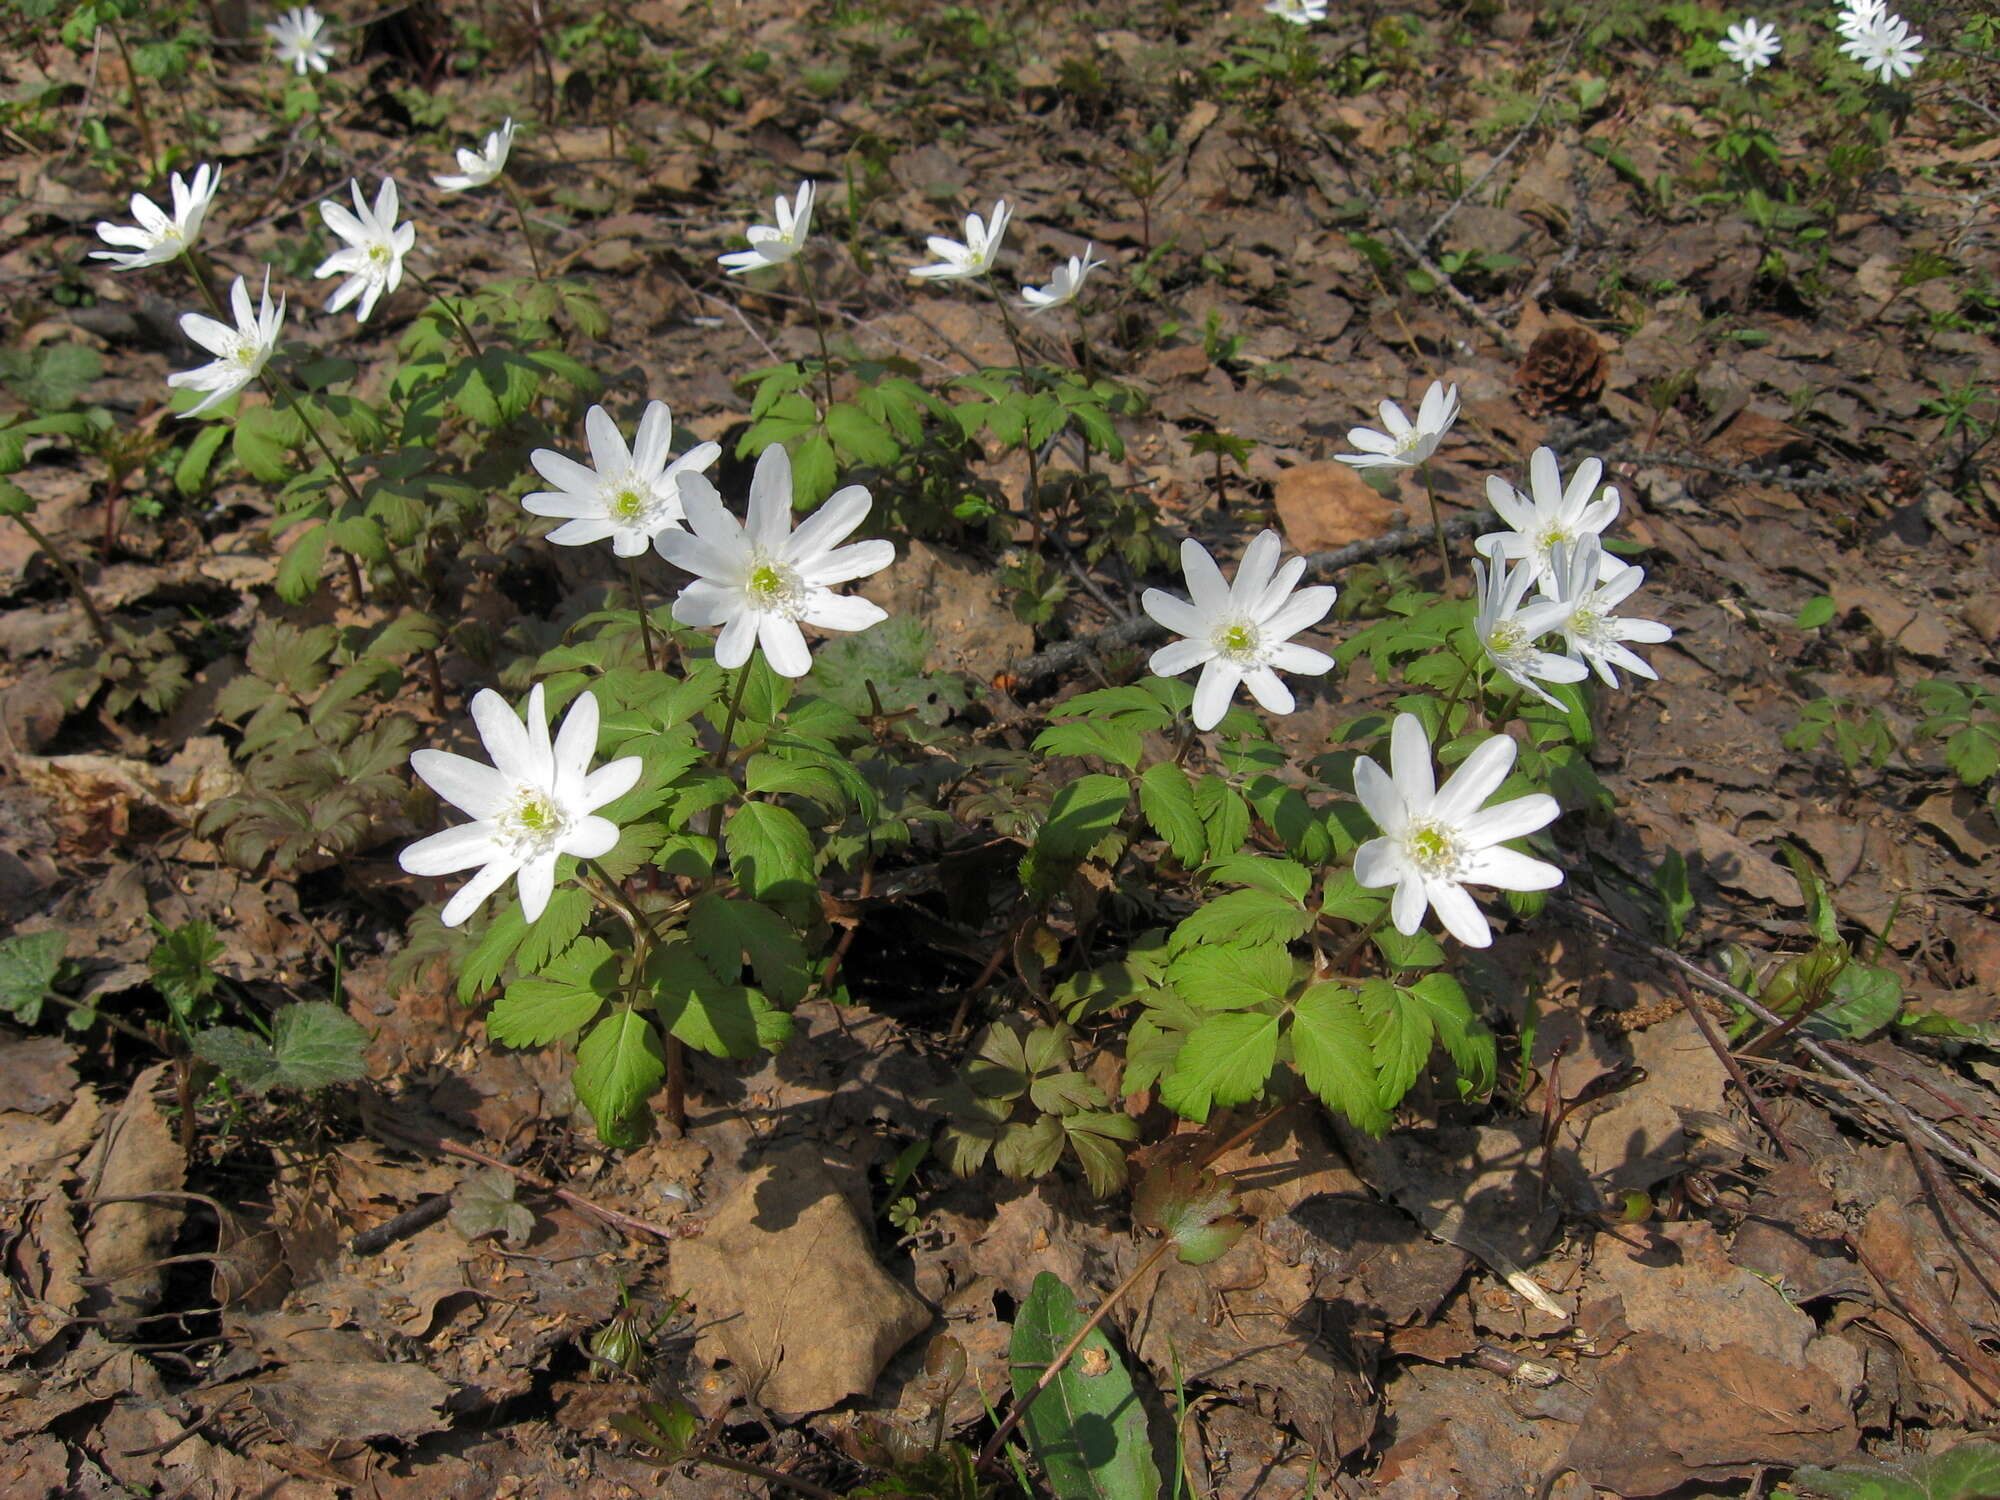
[1210,618,1262,664]
[496,789,570,856]
[745,554,805,615]
[610,487,648,520]
[1403,820,1464,877]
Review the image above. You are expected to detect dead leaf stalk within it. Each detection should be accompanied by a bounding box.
[1667,968,1797,1162]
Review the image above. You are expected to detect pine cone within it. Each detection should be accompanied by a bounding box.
[1513,326,1607,415]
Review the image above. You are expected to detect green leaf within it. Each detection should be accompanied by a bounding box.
[0,929,68,1025]
[1193,775,1249,860]
[274,521,330,604]
[649,942,792,1057]
[825,401,902,466]
[1038,774,1131,861]
[173,423,230,497]
[490,936,618,1047]
[149,919,223,1024]
[573,1007,666,1140]
[1795,594,1836,630]
[1035,719,1144,771]
[0,342,101,410]
[1008,1272,1162,1500]
[790,431,838,507]
[232,404,302,483]
[1132,1145,1249,1265]
[450,1167,536,1246]
[726,801,816,910]
[687,892,810,1004]
[1159,1011,1279,1120]
[1356,978,1433,1111]
[1402,972,1494,1096]
[1171,887,1312,950]
[459,902,530,1003]
[1792,1439,2000,1500]
[1290,983,1390,1134]
[194,1003,369,1094]
[1166,942,1292,1011]
[1137,763,1204,863]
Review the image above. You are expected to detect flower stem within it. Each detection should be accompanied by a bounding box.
[1419,461,1453,587]
[710,664,753,774]
[794,254,838,417]
[408,268,485,356]
[12,511,112,646]
[990,288,1044,550]
[625,555,659,672]
[500,177,547,281]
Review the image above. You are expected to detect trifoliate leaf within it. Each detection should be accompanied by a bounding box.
[1170,887,1313,951]
[726,801,816,911]
[1138,762,1205,863]
[1037,774,1131,861]
[687,892,810,1004]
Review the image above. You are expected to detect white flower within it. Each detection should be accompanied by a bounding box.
[1543,536,1674,688]
[718,180,815,275]
[1141,531,1336,731]
[90,164,221,270]
[1476,446,1622,587]
[910,199,1012,281]
[1840,12,1922,83]
[434,118,515,192]
[1353,713,1563,948]
[1472,552,1588,712]
[1264,0,1327,24]
[1336,380,1460,471]
[1020,243,1105,313]
[313,177,416,323]
[1719,18,1782,76]
[166,269,284,417]
[522,402,720,558]
[656,443,894,677]
[401,685,642,927]
[1833,0,1887,41]
[266,6,336,75]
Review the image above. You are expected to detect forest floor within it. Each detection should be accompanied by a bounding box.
[3,0,2000,1495]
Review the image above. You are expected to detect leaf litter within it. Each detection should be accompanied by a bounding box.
[1,0,1998,1494]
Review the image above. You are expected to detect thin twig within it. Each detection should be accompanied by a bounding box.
[1554,897,2000,1197]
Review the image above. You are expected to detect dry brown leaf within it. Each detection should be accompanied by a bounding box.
[0,1036,78,1115]
[243,1360,454,1447]
[1272,461,1399,552]
[79,1062,185,1337]
[676,1145,930,1417]
[1564,1333,1859,1493]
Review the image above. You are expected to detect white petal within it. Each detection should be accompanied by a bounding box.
[1431,732,1518,825]
[515,854,557,922]
[1240,666,1295,715]
[471,688,537,782]
[1190,660,1241,730]
[1427,880,1492,947]
[1259,586,1336,639]
[400,821,502,875]
[439,856,519,927]
[801,538,894,587]
[1149,637,1214,676]
[758,615,814,677]
[673,578,742,627]
[1461,846,1564,892]
[551,690,600,803]
[787,483,872,562]
[1266,640,1334,675]
[1352,836,1403,889]
[1344,427,1397,455]
[543,518,620,548]
[582,757,643,811]
[1388,713,1435,809]
[1143,590,1207,640]
[746,443,794,550]
[410,749,510,818]
[800,593,887,632]
[583,405,630,476]
[1390,876,1430,935]
[631,401,674,477]
[1460,793,1559,847]
[1179,539,1230,614]
[1231,530,1284,608]
[562,815,622,861]
[1352,754,1406,837]
[714,608,759,669]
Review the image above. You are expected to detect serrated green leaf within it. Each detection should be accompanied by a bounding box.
[1038,774,1131,861]
[1165,942,1293,1011]
[687,892,810,1004]
[459,902,530,1003]
[1171,887,1313,950]
[1137,763,1204,863]
[573,1007,665,1139]
[491,936,618,1047]
[1792,1439,2000,1500]
[269,1003,371,1089]
[1355,977,1433,1111]
[451,1167,536,1246]
[1035,720,1144,771]
[1159,1011,1279,1120]
[0,930,69,1025]
[1193,775,1249,860]
[1008,1272,1161,1500]
[726,800,816,910]
[1290,983,1390,1133]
